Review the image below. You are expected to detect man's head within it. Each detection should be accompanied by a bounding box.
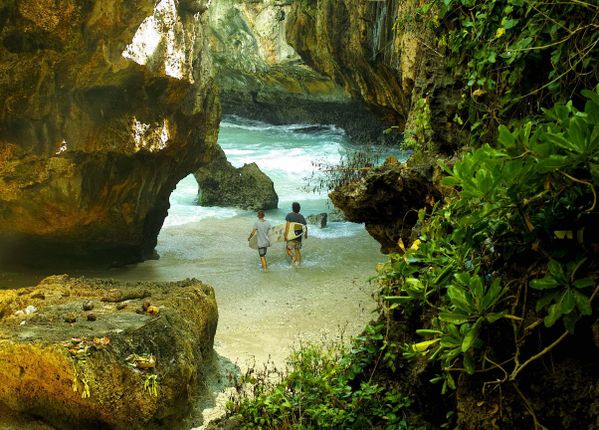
[257,210,265,219]
[292,202,300,213]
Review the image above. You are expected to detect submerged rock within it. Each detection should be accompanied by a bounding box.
[0,275,218,429]
[194,146,278,211]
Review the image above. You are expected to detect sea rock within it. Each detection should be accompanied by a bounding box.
[306,213,327,228]
[329,161,441,253]
[194,146,278,211]
[0,0,220,266]
[0,275,218,429]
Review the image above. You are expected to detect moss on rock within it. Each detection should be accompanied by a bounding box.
[0,275,218,429]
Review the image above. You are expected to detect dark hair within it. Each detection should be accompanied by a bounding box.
[257,210,265,218]
[292,202,300,213]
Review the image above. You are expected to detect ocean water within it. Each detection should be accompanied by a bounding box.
[153,115,386,276]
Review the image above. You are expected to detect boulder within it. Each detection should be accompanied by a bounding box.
[0,275,218,429]
[194,146,278,211]
[306,213,327,228]
[329,161,442,253]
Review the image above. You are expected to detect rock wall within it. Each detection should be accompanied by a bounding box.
[0,0,220,265]
[208,0,391,144]
[284,0,464,251]
[286,0,462,151]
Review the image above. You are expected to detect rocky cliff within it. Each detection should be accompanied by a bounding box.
[208,0,391,144]
[285,0,461,151]
[0,0,220,265]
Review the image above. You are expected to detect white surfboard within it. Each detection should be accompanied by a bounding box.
[248,222,306,249]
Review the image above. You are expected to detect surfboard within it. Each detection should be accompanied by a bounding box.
[248,222,306,249]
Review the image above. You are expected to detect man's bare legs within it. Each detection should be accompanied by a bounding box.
[293,249,301,267]
[260,255,268,272]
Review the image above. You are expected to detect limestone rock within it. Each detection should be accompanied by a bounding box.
[306,213,327,228]
[285,0,463,150]
[329,162,441,253]
[208,0,389,144]
[0,275,218,429]
[194,147,278,211]
[0,0,220,265]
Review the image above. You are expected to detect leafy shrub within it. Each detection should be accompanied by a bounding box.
[377,87,598,392]
[226,335,415,429]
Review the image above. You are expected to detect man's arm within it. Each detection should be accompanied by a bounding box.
[248,227,256,241]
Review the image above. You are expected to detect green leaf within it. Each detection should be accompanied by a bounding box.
[461,318,482,352]
[535,291,559,312]
[439,311,470,324]
[447,285,472,313]
[544,303,562,327]
[405,277,424,291]
[502,18,519,29]
[497,125,516,148]
[463,354,475,375]
[416,329,444,336]
[485,312,505,323]
[573,277,594,289]
[560,290,576,315]
[530,277,559,290]
[548,260,567,283]
[563,313,578,334]
[483,278,505,310]
[445,372,456,390]
[440,336,461,348]
[536,155,570,172]
[573,290,592,315]
[581,88,599,106]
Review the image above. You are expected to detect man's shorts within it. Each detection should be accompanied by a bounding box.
[258,247,267,257]
[286,239,302,251]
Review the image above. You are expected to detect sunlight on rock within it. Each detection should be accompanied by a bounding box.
[122,0,193,81]
[132,117,170,152]
[55,139,68,155]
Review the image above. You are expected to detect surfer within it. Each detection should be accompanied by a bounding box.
[284,202,308,267]
[248,210,272,272]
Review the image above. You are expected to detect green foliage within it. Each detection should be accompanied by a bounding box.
[409,0,598,141]
[376,88,598,390]
[144,374,159,397]
[402,98,434,152]
[226,336,415,429]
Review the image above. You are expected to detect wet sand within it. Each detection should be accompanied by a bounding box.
[0,216,384,428]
